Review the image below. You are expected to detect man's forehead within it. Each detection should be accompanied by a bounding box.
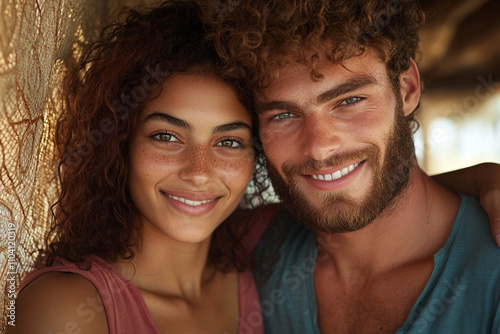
[261,52,387,99]
[273,48,381,72]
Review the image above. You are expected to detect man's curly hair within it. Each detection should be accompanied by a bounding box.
[211,0,425,96]
[39,1,270,273]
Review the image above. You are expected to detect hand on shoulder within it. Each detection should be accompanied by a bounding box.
[7,272,109,334]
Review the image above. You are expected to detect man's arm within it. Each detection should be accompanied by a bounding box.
[432,162,500,247]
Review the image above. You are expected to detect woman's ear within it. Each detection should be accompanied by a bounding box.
[399,59,421,117]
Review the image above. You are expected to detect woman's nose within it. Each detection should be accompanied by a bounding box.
[178,145,213,186]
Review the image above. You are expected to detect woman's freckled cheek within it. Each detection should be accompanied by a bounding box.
[218,155,254,185]
[134,145,181,178]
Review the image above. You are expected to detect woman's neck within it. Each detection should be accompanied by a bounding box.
[112,221,216,301]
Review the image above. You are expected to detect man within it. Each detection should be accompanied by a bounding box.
[213,0,500,332]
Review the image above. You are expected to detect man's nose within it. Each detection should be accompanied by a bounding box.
[300,114,342,162]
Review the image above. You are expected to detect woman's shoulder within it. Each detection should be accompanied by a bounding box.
[8,271,109,333]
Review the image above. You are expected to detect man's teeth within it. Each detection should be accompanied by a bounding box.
[310,162,360,181]
[167,194,216,206]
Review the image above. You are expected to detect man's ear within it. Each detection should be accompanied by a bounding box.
[399,59,421,117]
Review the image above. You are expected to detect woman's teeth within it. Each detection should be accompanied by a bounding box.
[166,194,216,206]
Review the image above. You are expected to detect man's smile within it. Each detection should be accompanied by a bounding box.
[309,162,361,181]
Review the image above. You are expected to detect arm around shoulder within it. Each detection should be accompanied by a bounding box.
[6,272,109,334]
[432,162,500,246]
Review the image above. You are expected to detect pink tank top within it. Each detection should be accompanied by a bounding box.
[18,205,280,334]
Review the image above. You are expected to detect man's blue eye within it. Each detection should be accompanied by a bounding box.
[342,97,362,105]
[275,112,293,120]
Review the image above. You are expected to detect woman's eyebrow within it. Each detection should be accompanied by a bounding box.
[213,122,252,134]
[143,112,191,130]
[144,112,251,134]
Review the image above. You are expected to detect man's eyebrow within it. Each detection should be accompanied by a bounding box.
[143,112,191,130]
[256,77,378,114]
[256,101,301,114]
[213,121,252,134]
[316,77,377,105]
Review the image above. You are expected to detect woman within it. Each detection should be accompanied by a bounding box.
[8,1,500,334]
[10,2,271,333]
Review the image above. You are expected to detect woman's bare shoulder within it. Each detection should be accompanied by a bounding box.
[7,271,109,334]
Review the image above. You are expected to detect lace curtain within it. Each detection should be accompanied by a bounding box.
[0,0,164,329]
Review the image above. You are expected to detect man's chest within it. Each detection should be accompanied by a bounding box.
[314,261,433,334]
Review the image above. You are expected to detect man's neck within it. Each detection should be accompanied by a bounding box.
[315,164,461,279]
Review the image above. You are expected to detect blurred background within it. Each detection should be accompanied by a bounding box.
[416,0,500,174]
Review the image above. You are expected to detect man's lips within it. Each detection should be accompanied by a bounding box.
[307,161,362,181]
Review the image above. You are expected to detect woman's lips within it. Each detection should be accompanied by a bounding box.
[165,193,217,206]
[160,191,221,216]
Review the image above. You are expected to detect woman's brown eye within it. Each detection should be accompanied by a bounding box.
[153,133,178,142]
[159,134,172,141]
[217,139,241,148]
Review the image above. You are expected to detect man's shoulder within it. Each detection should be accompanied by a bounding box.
[436,194,500,294]
[450,194,498,255]
[402,195,500,333]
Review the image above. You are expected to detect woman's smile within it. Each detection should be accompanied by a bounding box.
[161,190,221,216]
[128,73,254,244]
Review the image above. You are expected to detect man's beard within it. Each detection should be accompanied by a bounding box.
[267,98,416,234]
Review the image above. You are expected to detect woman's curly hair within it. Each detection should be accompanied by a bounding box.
[211,0,424,105]
[39,0,270,272]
